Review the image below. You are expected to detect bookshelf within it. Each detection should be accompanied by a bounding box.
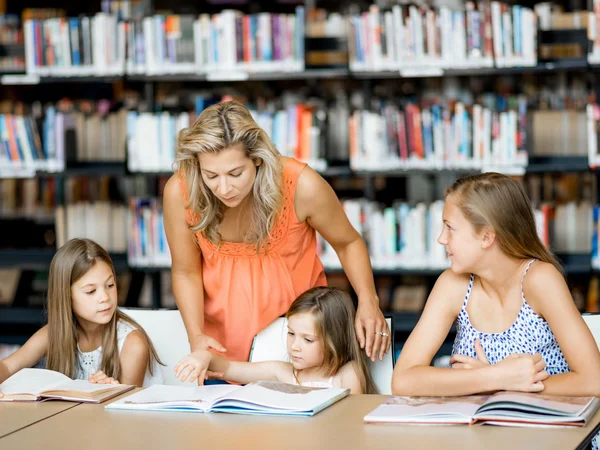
[9,155,593,179]
[0,249,129,270]
[1,0,600,355]
[1,250,592,277]
[3,61,600,84]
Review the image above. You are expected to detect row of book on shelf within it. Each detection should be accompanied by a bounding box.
[22,8,306,77]
[6,95,600,177]
[12,2,577,79]
[10,0,600,80]
[348,2,536,74]
[0,99,596,178]
[0,100,128,177]
[0,95,334,175]
[349,96,528,172]
[1,94,578,177]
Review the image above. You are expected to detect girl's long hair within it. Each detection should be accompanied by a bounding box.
[286,287,378,394]
[46,238,163,379]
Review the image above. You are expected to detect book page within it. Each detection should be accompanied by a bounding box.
[41,380,128,395]
[106,384,241,411]
[364,396,488,424]
[213,381,349,412]
[0,368,72,398]
[481,392,594,416]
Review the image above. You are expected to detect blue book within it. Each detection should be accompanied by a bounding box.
[593,206,599,261]
[0,115,10,161]
[353,16,363,62]
[513,6,521,57]
[69,18,80,66]
[295,6,304,61]
[44,107,56,162]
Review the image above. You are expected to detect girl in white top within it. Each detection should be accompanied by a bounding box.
[175,287,377,394]
[0,238,163,395]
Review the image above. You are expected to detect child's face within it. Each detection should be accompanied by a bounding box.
[71,260,117,327]
[286,313,324,371]
[197,145,259,208]
[437,196,484,273]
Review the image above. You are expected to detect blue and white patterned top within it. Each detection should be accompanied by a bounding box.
[452,259,597,449]
[452,259,569,374]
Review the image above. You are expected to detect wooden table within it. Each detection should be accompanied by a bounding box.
[0,401,78,439]
[1,393,598,450]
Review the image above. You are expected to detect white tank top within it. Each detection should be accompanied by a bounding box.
[74,319,163,387]
[290,369,335,388]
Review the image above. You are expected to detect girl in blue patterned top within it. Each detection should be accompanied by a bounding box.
[392,172,600,447]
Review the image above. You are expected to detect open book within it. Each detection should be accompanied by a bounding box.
[106,381,349,416]
[365,392,600,427]
[0,368,134,403]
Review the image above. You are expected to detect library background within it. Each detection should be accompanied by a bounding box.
[0,0,599,364]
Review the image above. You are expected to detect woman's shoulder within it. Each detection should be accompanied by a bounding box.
[280,156,309,179]
[164,174,185,203]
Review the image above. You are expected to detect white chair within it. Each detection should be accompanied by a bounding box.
[249,317,395,394]
[120,308,190,386]
[583,313,600,350]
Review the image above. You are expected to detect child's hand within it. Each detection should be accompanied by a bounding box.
[0,391,3,398]
[174,350,219,385]
[493,353,549,392]
[89,370,120,385]
[451,338,490,369]
[205,370,225,380]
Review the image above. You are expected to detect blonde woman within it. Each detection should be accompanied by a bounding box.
[163,101,389,384]
[0,239,163,395]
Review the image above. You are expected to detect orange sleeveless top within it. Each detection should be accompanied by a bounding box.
[179,158,327,362]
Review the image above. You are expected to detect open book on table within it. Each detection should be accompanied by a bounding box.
[364,392,600,427]
[106,380,349,416]
[0,368,134,403]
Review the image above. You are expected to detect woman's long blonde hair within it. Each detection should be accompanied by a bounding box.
[446,172,562,272]
[175,101,283,251]
[286,287,378,394]
[46,238,163,379]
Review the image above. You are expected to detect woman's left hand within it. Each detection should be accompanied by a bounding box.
[89,370,120,385]
[450,338,489,369]
[356,297,391,362]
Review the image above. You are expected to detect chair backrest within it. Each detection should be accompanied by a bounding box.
[583,313,600,350]
[120,308,190,386]
[249,316,395,395]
